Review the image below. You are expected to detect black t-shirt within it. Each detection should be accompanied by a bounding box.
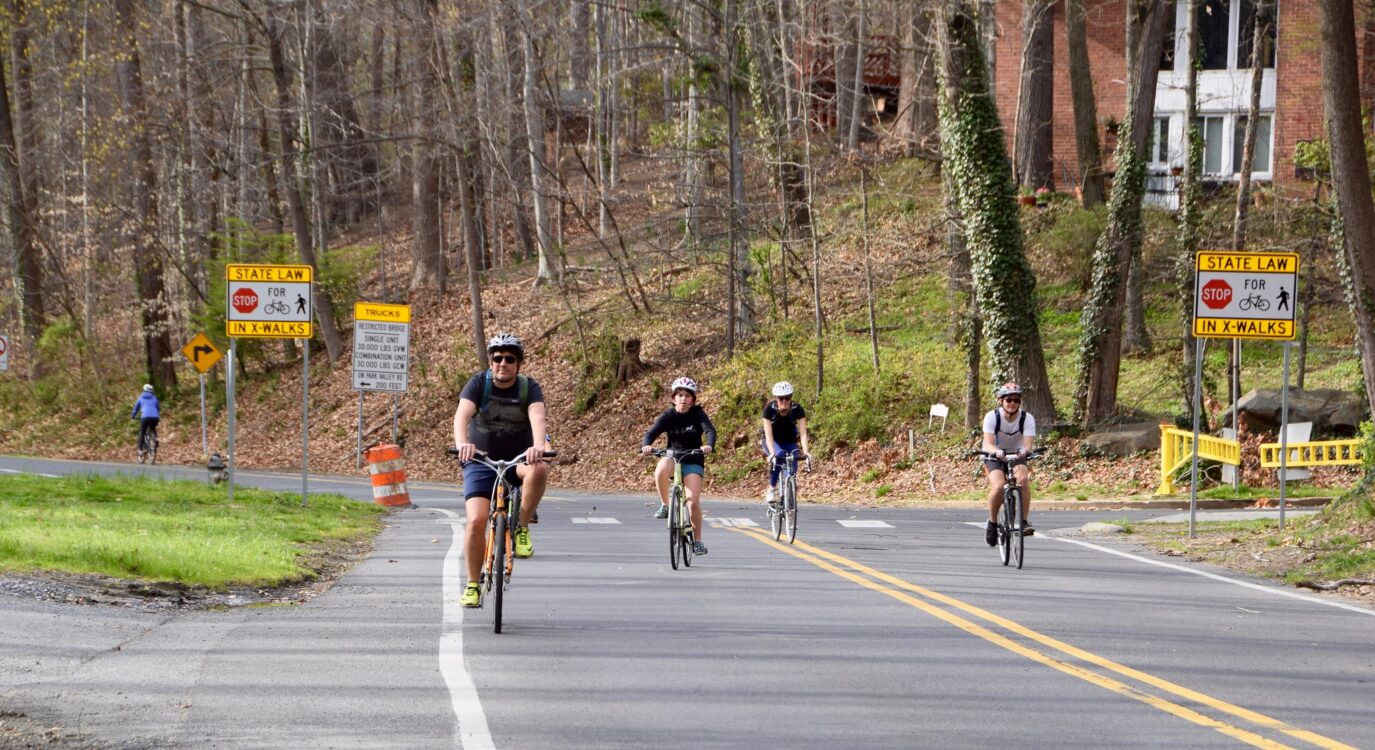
[459,371,546,460]
[641,405,717,466]
[763,400,806,445]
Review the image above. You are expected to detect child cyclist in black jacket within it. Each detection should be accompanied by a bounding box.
[641,376,717,554]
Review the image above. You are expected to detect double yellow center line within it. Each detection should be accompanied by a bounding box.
[731,527,1354,750]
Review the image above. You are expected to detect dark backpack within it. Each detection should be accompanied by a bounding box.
[479,371,530,412]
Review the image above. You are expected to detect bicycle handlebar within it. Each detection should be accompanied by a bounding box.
[769,450,813,472]
[972,449,1040,462]
[646,448,705,460]
[447,447,558,467]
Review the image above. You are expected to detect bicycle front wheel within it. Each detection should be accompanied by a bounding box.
[491,512,507,633]
[668,486,682,570]
[1009,488,1025,569]
[770,488,783,541]
[149,432,158,465]
[681,522,693,568]
[999,489,1015,566]
[784,478,798,545]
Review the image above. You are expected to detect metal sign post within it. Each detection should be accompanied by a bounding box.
[1189,339,1203,537]
[356,393,365,469]
[303,339,309,507]
[180,333,222,460]
[227,339,236,504]
[225,264,315,506]
[1279,342,1291,529]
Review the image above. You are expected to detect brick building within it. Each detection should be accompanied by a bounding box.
[991,0,1361,203]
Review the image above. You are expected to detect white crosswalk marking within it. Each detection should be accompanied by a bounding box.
[710,518,759,528]
[837,519,893,528]
[572,517,621,524]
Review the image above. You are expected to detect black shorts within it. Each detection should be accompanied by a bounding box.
[984,456,1028,473]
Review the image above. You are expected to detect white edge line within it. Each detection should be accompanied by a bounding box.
[435,508,496,750]
[968,522,1375,618]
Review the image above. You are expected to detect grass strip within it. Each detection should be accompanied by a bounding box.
[0,474,386,588]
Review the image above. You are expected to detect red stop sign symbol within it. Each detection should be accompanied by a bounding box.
[231,287,259,314]
[1201,279,1232,310]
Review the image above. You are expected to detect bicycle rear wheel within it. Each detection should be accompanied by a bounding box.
[784,477,798,545]
[1009,488,1025,569]
[149,431,158,465]
[491,513,507,633]
[668,486,682,570]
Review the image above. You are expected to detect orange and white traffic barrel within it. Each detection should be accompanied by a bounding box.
[365,444,411,507]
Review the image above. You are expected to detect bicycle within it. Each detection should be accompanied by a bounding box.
[137,423,159,465]
[976,450,1038,569]
[447,447,557,633]
[1238,293,1270,312]
[647,448,703,570]
[767,449,810,544]
[264,299,291,315]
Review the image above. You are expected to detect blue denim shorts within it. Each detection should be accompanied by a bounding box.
[680,463,705,477]
[463,460,521,501]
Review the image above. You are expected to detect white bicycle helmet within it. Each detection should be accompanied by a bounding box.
[771,381,794,398]
[143,384,154,393]
[670,376,698,395]
[995,382,1022,399]
[486,332,524,360]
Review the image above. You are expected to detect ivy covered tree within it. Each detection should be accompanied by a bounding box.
[1074,0,1171,426]
[936,0,1056,420]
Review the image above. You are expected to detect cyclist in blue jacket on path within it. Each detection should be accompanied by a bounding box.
[131,384,160,455]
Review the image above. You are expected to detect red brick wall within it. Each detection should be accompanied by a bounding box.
[992,0,1369,193]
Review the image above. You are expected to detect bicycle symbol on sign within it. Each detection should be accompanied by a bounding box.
[264,299,292,316]
[1237,293,1270,312]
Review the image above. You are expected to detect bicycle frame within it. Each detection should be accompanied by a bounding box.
[768,449,808,543]
[977,450,1036,569]
[650,448,701,569]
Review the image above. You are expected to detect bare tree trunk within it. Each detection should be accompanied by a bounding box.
[266,14,343,364]
[1320,0,1375,423]
[520,22,556,286]
[861,167,879,372]
[0,13,43,363]
[411,0,447,293]
[1066,0,1105,206]
[846,0,867,149]
[113,0,177,388]
[1014,0,1056,190]
[726,0,755,347]
[569,0,591,90]
[1174,0,1203,422]
[1232,0,1272,252]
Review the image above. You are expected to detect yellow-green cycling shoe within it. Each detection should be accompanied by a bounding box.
[514,526,534,558]
[460,582,481,608]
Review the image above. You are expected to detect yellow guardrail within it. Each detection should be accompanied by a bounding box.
[1258,439,1363,468]
[1157,425,1242,495]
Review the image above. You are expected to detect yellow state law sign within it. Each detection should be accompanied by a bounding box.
[225,263,313,339]
[180,332,223,373]
[226,263,313,283]
[354,302,411,323]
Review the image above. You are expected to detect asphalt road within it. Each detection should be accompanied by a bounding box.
[1,455,1372,749]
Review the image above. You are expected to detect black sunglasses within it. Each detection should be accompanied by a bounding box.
[1002,397,1021,403]
[490,354,519,364]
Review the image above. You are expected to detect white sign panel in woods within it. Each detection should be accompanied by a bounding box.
[225,264,314,339]
[0,333,9,371]
[352,303,411,393]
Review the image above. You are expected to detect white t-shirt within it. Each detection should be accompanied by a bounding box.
[983,408,1036,453]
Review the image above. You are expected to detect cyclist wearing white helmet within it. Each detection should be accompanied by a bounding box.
[131,384,161,458]
[981,382,1036,544]
[762,381,810,507]
[641,376,716,555]
[453,333,551,605]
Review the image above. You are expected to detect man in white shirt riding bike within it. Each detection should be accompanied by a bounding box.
[981,382,1035,545]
